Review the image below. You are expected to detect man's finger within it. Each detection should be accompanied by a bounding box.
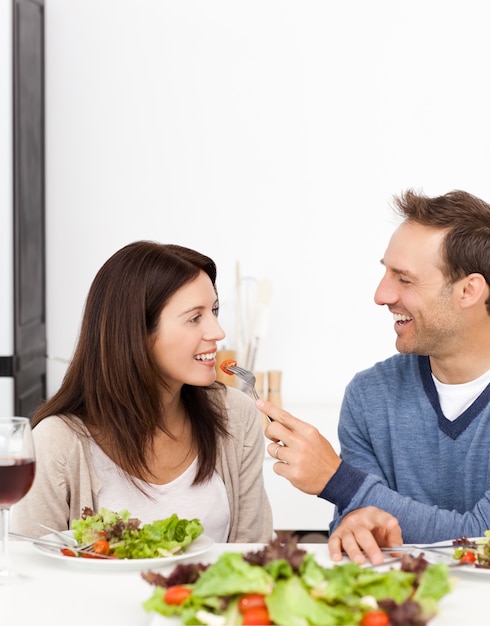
[256,399,304,430]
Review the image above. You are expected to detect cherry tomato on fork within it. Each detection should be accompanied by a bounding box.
[219,359,237,374]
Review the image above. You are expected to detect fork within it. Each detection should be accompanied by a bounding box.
[222,363,272,422]
[377,545,478,569]
[37,523,79,547]
[9,531,105,556]
[224,364,260,399]
[36,523,107,556]
[365,555,466,570]
[379,541,477,553]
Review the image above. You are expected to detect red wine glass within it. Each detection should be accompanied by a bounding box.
[0,417,36,585]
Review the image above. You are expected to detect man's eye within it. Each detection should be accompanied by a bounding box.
[399,277,411,284]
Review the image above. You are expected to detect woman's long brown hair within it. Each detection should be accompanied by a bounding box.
[32,241,229,485]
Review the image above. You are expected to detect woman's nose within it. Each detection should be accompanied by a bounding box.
[206,317,226,341]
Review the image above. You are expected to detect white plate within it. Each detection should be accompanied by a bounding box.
[33,531,214,572]
[147,614,179,626]
[428,537,490,576]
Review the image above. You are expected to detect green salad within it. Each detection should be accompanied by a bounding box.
[71,507,203,559]
[451,530,490,568]
[141,535,453,625]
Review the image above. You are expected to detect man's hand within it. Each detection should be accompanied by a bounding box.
[256,398,341,494]
[328,506,403,565]
[256,399,402,566]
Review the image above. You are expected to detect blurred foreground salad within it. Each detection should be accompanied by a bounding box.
[70,507,203,559]
[142,534,453,625]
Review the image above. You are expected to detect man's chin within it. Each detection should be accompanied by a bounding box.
[395,339,413,355]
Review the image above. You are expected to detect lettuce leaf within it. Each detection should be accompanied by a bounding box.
[192,552,274,597]
[267,576,362,626]
[72,508,203,559]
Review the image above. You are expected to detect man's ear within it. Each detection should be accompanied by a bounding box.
[459,273,488,308]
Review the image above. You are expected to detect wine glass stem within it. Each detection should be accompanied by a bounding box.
[0,507,12,575]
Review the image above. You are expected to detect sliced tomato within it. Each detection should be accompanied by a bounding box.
[459,551,477,564]
[164,585,192,605]
[361,610,390,626]
[219,359,237,374]
[241,606,272,625]
[238,593,267,613]
[92,539,111,555]
[80,552,106,559]
[60,548,76,557]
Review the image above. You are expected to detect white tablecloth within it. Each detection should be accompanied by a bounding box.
[2,540,488,625]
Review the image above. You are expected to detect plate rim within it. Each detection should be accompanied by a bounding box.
[33,530,214,570]
[430,536,490,575]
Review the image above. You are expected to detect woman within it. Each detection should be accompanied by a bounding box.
[12,241,273,543]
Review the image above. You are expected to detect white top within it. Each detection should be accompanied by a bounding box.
[433,369,490,421]
[89,439,230,542]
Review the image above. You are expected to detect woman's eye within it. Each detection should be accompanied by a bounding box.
[190,314,201,323]
[212,305,219,317]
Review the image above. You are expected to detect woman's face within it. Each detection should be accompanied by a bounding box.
[150,270,225,390]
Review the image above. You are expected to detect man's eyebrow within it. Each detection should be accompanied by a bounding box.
[379,258,418,279]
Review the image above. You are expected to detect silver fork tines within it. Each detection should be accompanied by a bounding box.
[223,364,272,422]
[37,523,79,547]
[225,364,260,399]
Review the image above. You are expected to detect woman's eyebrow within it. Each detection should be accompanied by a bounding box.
[179,305,204,317]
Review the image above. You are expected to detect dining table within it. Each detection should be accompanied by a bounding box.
[2,538,489,625]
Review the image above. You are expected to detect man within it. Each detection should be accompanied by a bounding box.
[257,188,490,565]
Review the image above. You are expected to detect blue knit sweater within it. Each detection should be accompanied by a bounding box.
[320,353,490,543]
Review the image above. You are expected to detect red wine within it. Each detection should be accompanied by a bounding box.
[0,458,36,507]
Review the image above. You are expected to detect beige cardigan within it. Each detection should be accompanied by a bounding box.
[11,386,273,543]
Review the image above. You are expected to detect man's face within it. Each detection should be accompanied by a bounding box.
[374,221,463,357]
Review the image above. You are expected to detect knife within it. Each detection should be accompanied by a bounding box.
[9,532,70,550]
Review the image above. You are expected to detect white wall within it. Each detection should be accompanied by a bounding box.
[44,1,490,432]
